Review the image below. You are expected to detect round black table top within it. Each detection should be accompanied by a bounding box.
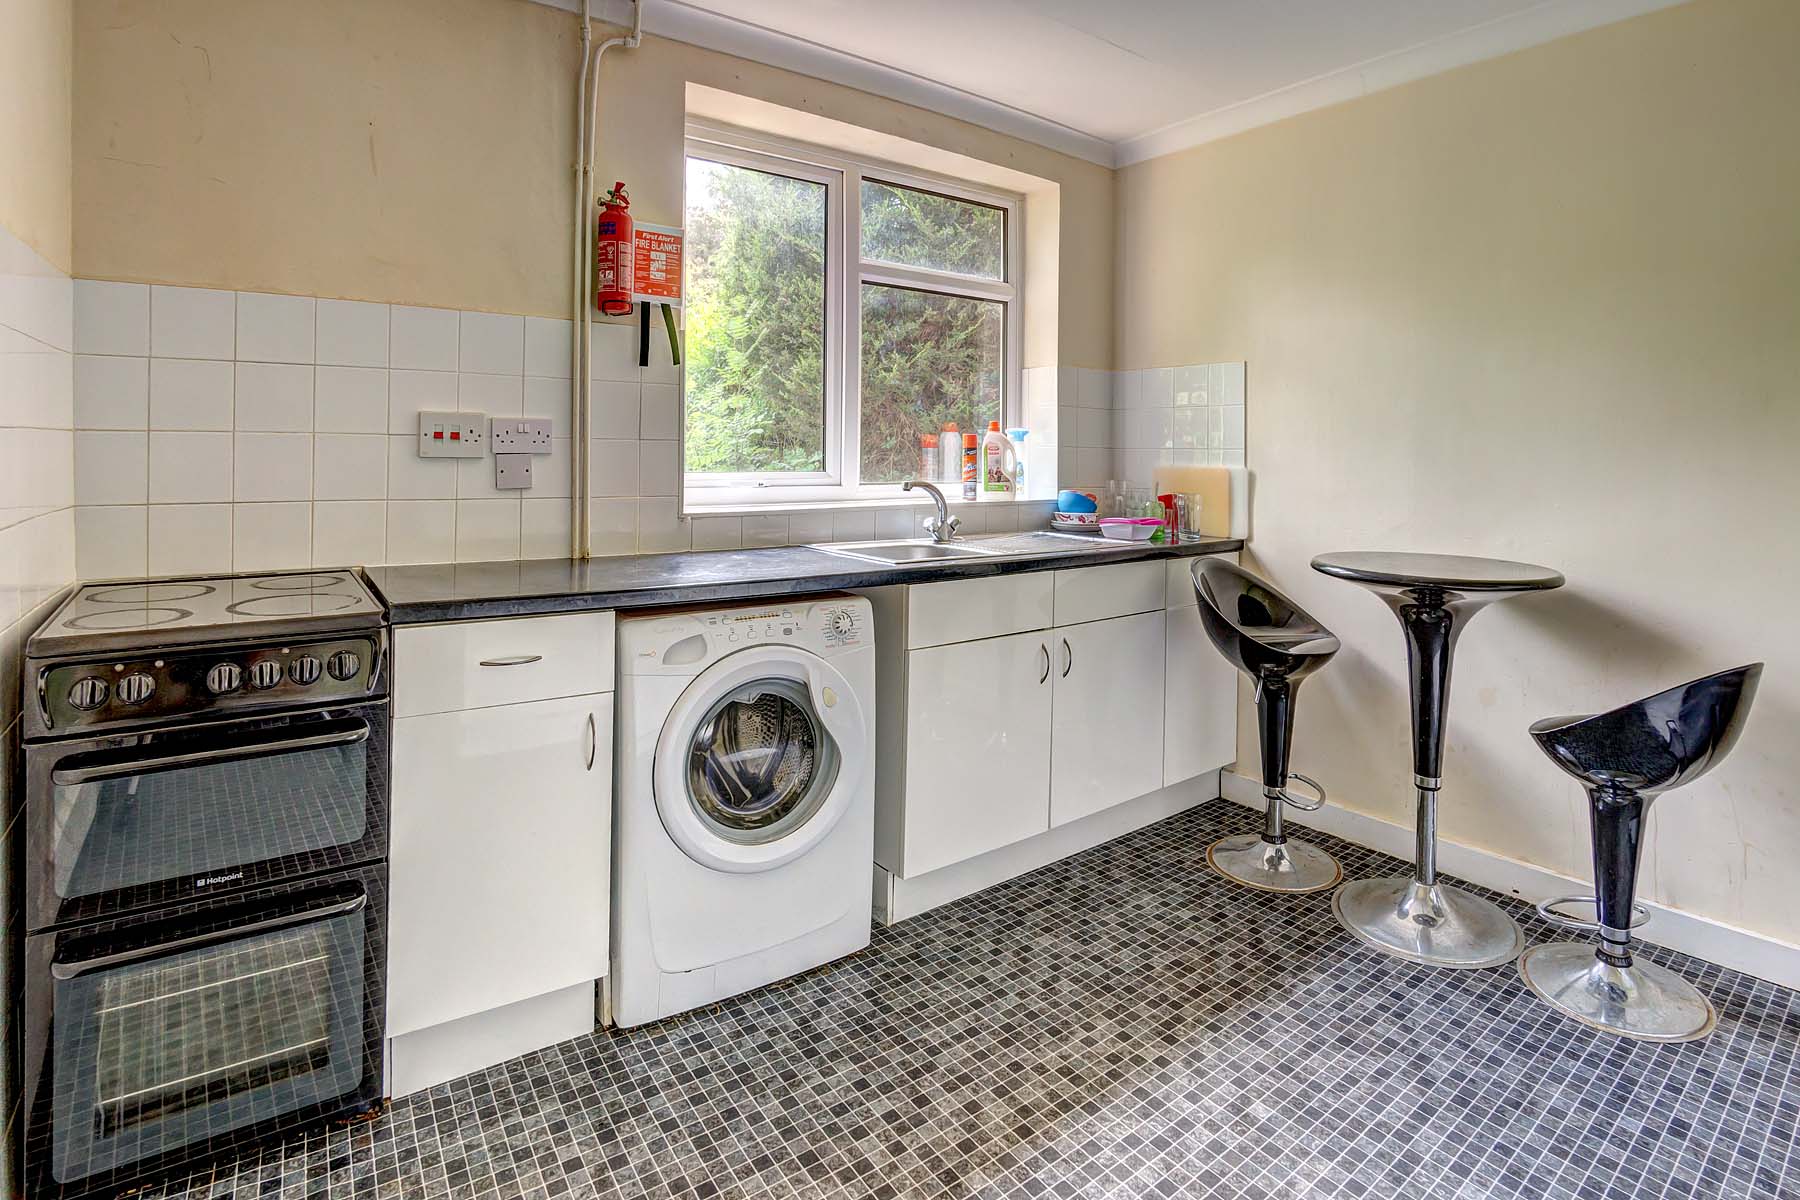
[1311,551,1565,592]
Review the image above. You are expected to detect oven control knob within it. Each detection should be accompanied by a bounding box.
[206,663,243,694]
[249,660,284,690]
[325,650,361,681]
[116,673,156,706]
[68,677,109,710]
[289,655,323,686]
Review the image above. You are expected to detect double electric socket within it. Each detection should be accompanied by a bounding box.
[490,418,553,453]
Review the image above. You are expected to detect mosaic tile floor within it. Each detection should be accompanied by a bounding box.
[151,799,1799,1200]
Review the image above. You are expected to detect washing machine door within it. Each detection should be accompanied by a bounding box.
[653,644,867,873]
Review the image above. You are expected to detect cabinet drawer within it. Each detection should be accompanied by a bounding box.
[394,611,615,717]
[907,573,1054,649]
[1053,560,1166,627]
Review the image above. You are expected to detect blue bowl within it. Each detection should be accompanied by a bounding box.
[1057,490,1098,514]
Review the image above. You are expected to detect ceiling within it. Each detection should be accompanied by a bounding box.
[547,0,1686,166]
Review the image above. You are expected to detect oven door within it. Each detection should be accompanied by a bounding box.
[23,865,385,1196]
[26,702,389,931]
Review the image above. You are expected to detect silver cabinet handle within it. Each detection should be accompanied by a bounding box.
[478,654,543,668]
[1038,643,1051,685]
[1061,637,1073,678]
[585,711,597,771]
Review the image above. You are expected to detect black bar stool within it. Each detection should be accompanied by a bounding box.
[1312,551,1564,968]
[1521,664,1762,1041]
[1193,559,1343,893]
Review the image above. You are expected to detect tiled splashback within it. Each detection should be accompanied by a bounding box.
[67,279,1242,572]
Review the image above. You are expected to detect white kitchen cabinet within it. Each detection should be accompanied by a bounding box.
[388,691,612,1038]
[900,629,1053,876]
[1164,604,1239,787]
[1050,610,1166,826]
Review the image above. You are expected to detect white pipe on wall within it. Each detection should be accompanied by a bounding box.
[570,0,642,558]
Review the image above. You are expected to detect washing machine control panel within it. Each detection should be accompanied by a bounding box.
[691,603,865,651]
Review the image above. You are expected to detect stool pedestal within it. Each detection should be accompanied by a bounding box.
[1313,552,1564,969]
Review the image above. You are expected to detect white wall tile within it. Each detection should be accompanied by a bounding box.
[236,292,315,363]
[316,299,389,367]
[524,317,572,379]
[459,311,523,375]
[151,285,235,360]
[386,500,455,564]
[831,510,875,542]
[1174,364,1208,406]
[455,455,507,500]
[588,498,636,556]
[589,439,640,498]
[1222,406,1245,449]
[521,497,571,559]
[314,366,388,433]
[148,504,232,574]
[387,435,455,500]
[536,439,573,499]
[389,306,458,371]
[1142,367,1174,408]
[786,512,832,544]
[233,502,312,570]
[690,515,742,551]
[74,355,148,429]
[1116,370,1144,410]
[233,433,312,501]
[314,434,388,500]
[75,431,147,504]
[874,507,917,540]
[524,376,571,425]
[590,379,638,439]
[235,362,314,431]
[74,281,149,356]
[590,321,639,381]
[457,372,521,418]
[639,383,679,439]
[149,432,232,502]
[455,498,520,562]
[313,500,386,567]
[76,505,146,579]
[1078,407,1110,449]
[638,440,678,497]
[387,369,455,434]
[742,513,787,547]
[635,498,689,553]
[150,358,234,430]
[1078,368,1113,409]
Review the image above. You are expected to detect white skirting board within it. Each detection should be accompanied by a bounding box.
[385,980,597,1098]
[875,772,1221,925]
[1220,770,1800,991]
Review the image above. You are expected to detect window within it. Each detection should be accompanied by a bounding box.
[683,124,1021,507]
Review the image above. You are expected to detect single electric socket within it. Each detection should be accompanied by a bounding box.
[494,453,534,490]
[490,417,553,454]
[417,410,487,458]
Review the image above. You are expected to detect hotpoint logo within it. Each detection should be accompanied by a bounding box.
[196,871,245,888]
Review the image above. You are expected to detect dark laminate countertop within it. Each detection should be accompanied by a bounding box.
[366,533,1244,624]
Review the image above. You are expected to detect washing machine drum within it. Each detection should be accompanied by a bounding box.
[686,678,841,845]
[654,647,867,873]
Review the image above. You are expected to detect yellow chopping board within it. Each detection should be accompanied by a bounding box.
[1153,465,1234,537]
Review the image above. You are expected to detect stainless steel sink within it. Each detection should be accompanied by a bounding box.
[811,531,1135,567]
[812,539,998,565]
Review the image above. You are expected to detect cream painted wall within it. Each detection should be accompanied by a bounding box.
[1,0,73,271]
[1116,0,1800,944]
[72,0,1113,367]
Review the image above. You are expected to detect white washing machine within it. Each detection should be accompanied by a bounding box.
[611,595,875,1028]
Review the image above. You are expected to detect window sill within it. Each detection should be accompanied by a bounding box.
[681,494,1057,519]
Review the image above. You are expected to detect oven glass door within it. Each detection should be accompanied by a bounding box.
[31,704,388,928]
[43,875,381,1188]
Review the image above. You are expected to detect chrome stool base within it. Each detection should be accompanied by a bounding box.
[1332,876,1524,969]
[1207,833,1342,894]
[1519,942,1716,1042]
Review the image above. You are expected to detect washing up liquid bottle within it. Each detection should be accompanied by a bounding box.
[1005,428,1029,497]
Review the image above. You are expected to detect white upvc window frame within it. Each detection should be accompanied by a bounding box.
[682,119,1023,510]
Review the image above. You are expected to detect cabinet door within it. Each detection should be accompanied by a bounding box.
[389,692,611,1037]
[1164,605,1239,787]
[902,631,1053,876]
[1051,611,1166,826]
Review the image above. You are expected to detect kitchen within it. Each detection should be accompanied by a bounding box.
[1,0,1796,1197]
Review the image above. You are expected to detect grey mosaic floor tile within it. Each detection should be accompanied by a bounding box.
[142,800,1799,1199]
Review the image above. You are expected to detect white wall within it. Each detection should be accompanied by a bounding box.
[1116,0,1800,946]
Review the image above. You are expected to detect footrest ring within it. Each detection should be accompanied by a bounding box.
[1536,893,1651,932]
[1276,772,1327,812]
